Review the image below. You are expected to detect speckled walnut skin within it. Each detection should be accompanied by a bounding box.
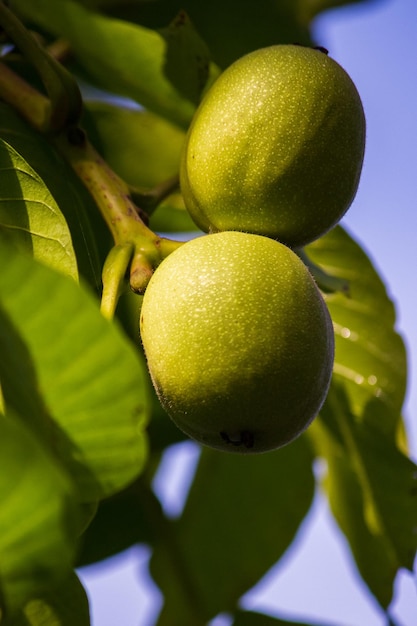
[140,232,334,454]
[181,44,365,248]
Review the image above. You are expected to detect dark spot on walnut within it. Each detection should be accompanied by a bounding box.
[220,430,254,449]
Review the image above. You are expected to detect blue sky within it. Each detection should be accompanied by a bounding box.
[79,1,417,624]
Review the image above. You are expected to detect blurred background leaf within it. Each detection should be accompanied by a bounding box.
[4,573,90,626]
[72,0,380,68]
[82,101,196,231]
[151,436,315,623]
[82,102,183,188]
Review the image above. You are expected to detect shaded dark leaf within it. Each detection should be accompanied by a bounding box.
[310,383,417,609]
[158,10,213,106]
[4,572,90,626]
[151,436,315,623]
[76,478,159,566]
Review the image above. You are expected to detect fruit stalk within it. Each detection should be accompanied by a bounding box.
[53,128,184,296]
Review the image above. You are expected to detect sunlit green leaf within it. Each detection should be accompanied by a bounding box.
[0,411,79,614]
[0,103,102,291]
[0,138,77,280]
[0,300,98,535]
[151,436,315,623]
[306,226,407,435]
[0,244,150,501]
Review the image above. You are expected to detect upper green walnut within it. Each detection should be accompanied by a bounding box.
[180,44,366,247]
[140,231,334,453]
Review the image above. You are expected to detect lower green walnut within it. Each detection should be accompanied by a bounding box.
[140,231,334,453]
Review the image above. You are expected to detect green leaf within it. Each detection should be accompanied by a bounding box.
[149,194,199,233]
[0,301,57,442]
[0,411,80,614]
[76,478,157,566]
[151,436,315,623]
[82,101,197,232]
[0,103,103,291]
[0,301,97,537]
[0,138,78,280]
[11,0,203,128]
[305,227,414,608]
[130,0,313,69]
[158,10,213,106]
[83,101,184,189]
[306,226,407,436]
[3,572,90,626]
[0,244,150,501]
[311,384,417,609]
[128,0,372,68]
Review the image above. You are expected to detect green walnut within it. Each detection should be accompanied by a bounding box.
[140,231,334,453]
[180,44,366,248]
